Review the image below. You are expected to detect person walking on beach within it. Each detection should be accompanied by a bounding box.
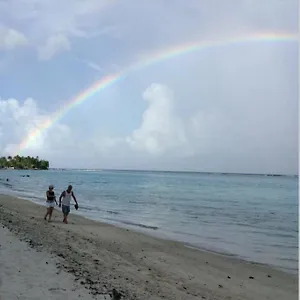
[59,185,78,224]
[44,185,57,222]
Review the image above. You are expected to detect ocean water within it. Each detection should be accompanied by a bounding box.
[0,169,298,274]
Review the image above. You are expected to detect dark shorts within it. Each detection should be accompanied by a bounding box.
[62,205,70,214]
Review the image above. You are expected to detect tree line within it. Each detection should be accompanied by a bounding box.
[0,155,49,170]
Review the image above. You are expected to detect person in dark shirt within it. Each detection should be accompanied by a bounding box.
[44,185,57,222]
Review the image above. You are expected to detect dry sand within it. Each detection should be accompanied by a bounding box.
[0,225,106,300]
[0,194,298,300]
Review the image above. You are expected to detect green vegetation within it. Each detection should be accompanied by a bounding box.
[0,155,49,170]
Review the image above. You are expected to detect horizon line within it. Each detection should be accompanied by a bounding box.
[47,168,298,177]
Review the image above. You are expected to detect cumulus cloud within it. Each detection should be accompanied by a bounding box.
[0,97,71,158]
[38,34,71,61]
[0,84,194,166]
[127,84,192,156]
[0,27,28,50]
[0,75,297,174]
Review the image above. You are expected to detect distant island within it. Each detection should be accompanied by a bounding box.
[0,156,49,170]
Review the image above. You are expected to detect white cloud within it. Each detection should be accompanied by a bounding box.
[126,84,192,156]
[77,58,104,72]
[0,73,297,174]
[0,97,71,158]
[0,84,194,166]
[38,34,71,60]
[0,0,116,40]
[0,1,116,61]
[0,27,28,50]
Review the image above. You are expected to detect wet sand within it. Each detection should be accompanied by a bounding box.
[0,194,298,299]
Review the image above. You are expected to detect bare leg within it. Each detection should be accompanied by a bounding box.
[63,213,69,224]
[48,207,54,222]
[44,208,50,220]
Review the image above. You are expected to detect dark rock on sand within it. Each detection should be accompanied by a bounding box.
[112,288,122,300]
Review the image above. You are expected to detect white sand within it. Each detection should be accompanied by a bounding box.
[0,225,110,300]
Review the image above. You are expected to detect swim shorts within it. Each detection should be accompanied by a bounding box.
[62,205,70,214]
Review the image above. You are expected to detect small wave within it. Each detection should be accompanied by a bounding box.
[278,257,298,263]
[118,220,158,230]
[269,244,298,249]
[129,200,157,205]
[19,194,44,202]
[77,205,94,211]
[172,230,203,238]
[106,210,120,215]
[0,182,13,189]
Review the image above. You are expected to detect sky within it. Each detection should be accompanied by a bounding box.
[0,0,298,174]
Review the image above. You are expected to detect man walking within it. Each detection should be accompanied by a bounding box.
[59,185,78,224]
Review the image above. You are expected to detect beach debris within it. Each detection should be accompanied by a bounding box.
[249,276,254,279]
[218,284,223,288]
[227,276,231,279]
[111,288,122,300]
[85,277,94,285]
[267,275,272,278]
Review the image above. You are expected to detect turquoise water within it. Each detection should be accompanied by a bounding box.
[0,169,298,274]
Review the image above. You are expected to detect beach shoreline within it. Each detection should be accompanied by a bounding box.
[0,194,298,299]
[10,192,299,275]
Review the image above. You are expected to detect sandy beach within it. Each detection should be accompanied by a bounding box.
[0,194,298,300]
[0,225,102,300]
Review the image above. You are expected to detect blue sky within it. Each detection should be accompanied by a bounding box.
[0,0,298,174]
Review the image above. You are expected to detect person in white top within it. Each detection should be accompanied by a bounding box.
[59,185,78,224]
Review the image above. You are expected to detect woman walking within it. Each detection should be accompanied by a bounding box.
[44,185,57,222]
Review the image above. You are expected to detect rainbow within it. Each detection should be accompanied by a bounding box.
[16,31,298,155]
